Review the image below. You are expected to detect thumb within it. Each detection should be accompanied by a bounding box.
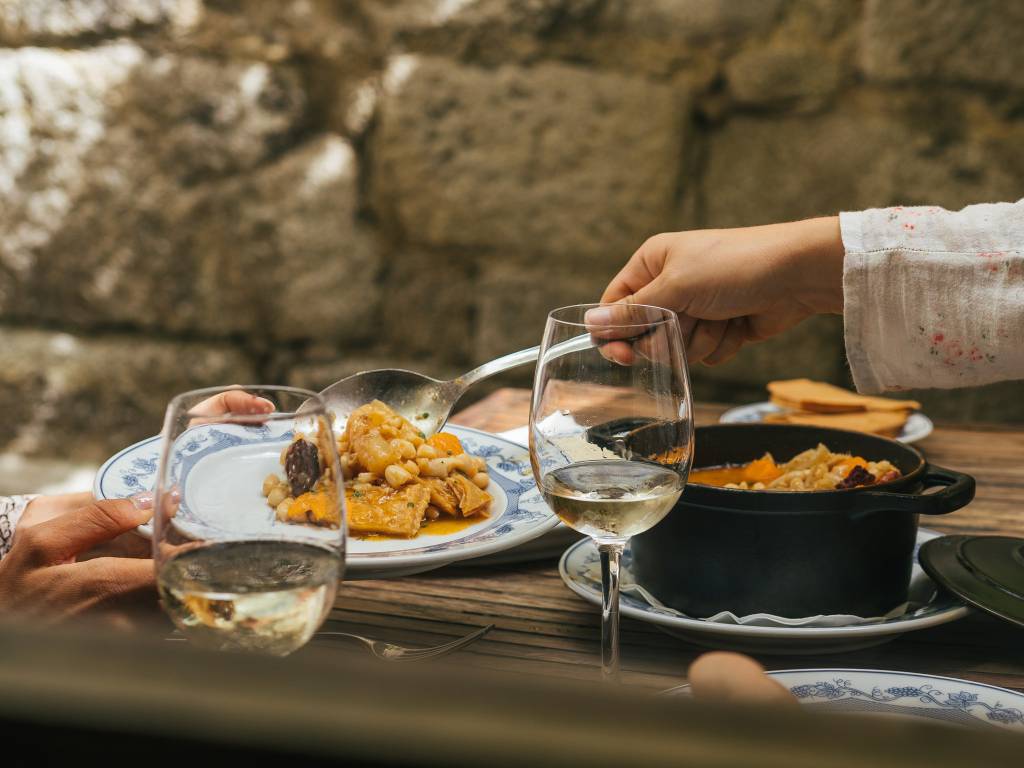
[26,500,152,566]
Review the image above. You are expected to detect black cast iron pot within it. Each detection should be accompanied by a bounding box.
[623,424,975,619]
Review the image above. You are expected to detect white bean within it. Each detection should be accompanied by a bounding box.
[472,472,490,489]
[424,457,454,478]
[417,443,438,459]
[262,473,281,496]
[385,464,414,488]
[357,472,377,484]
[267,486,287,508]
[276,498,294,520]
[390,438,416,459]
[403,459,420,476]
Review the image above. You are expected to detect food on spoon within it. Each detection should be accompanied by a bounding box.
[689,443,901,491]
[262,400,492,537]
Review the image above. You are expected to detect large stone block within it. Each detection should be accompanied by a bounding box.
[861,0,1024,90]
[374,56,689,265]
[703,99,1024,229]
[473,260,616,364]
[0,0,199,45]
[609,0,784,44]
[372,248,476,365]
[0,42,374,342]
[725,45,841,108]
[0,328,256,461]
[362,0,779,76]
[185,134,382,343]
[0,43,305,312]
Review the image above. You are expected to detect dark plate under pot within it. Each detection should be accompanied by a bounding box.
[621,423,975,619]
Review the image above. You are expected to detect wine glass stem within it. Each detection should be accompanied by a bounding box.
[598,541,625,681]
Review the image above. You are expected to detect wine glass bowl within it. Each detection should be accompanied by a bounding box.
[153,386,345,656]
[530,304,693,678]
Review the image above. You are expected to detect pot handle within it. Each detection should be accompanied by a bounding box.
[855,463,975,516]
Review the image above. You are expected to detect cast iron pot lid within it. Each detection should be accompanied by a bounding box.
[919,536,1024,629]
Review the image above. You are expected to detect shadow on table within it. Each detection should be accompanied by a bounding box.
[1,618,1022,767]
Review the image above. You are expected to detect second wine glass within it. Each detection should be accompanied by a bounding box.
[529,304,693,679]
[153,385,345,656]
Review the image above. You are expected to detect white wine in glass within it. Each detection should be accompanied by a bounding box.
[530,305,693,679]
[153,386,345,656]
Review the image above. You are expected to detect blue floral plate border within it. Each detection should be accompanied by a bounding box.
[662,669,1024,731]
[94,425,557,579]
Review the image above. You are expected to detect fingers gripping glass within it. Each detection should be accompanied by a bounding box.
[153,386,345,656]
[530,305,693,679]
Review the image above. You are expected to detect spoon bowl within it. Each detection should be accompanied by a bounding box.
[319,368,463,437]
[317,334,595,435]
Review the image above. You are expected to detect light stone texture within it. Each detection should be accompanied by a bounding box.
[3,0,1024,466]
[0,0,199,44]
[725,46,841,107]
[703,100,1024,229]
[0,328,255,460]
[375,56,689,262]
[861,0,1024,90]
[474,261,616,362]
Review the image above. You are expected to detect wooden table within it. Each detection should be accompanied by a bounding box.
[325,389,1024,692]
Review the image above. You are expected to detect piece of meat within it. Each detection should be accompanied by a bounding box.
[419,477,459,516]
[346,484,430,537]
[285,439,321,497]
[447,472,492,517]
[837,464,876,489]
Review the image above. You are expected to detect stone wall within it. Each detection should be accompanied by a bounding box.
[2,0,1023,464]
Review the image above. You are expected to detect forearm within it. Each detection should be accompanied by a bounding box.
[786,216,845,315]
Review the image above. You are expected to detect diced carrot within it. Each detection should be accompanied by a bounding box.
[742,455,783,483]
[427,432,464,456]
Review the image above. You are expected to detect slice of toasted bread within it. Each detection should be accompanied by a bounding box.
[767,379,920,413]
[766,409,909,437]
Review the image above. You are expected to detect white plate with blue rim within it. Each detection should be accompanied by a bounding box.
[94,424,557,580]
[558,529,969,654]
[662,669,1024,731]
[720,402,934,444]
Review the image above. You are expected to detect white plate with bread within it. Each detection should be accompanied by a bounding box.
[721,379,933,444]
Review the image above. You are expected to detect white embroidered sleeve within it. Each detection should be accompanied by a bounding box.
[841,199,1024,393]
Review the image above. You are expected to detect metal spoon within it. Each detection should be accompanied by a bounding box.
[318,334,594,435]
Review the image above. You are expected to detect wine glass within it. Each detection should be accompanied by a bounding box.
[153,385,345,655]
[530,304,693,679]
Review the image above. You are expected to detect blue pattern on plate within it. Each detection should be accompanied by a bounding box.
[789,677,1023,727]
[96,424,553,562]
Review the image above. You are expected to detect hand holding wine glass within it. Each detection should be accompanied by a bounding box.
[530,304,693,679]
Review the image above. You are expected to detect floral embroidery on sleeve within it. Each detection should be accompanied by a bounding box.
[0,495,36,560]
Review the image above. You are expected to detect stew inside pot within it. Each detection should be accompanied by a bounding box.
[689,443,901,491]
